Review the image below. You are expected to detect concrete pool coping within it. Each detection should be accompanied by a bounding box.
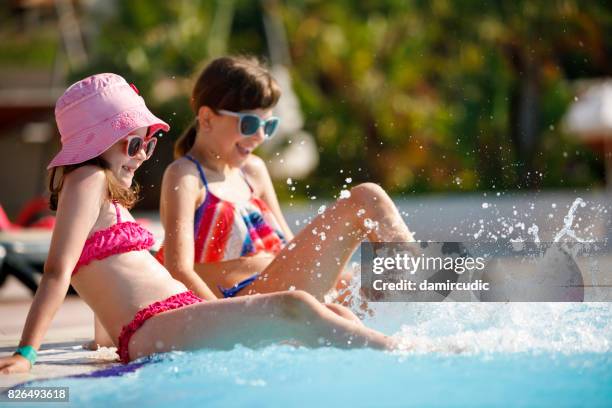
[0,278,119,390]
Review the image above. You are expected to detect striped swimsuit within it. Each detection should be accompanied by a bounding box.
[157,155,287,296]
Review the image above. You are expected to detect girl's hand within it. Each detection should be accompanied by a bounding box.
[0,355,32,374]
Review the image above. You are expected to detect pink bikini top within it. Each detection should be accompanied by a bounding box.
[72,201,155,276]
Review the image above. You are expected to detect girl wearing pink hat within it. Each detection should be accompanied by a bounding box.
[0,73,394,373]
[156,56,415,301]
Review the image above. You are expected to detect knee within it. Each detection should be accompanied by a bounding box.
[276,290,321,322]
[350,182,389,208]
[324,303,346,316]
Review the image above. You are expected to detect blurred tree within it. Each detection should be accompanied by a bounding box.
[53,0,611,203]
[283,0,610,195]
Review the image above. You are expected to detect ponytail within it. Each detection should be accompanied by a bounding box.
[174,119,197,159]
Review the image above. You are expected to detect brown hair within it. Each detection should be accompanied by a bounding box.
[48,157,139,211]
[174,55,282,159]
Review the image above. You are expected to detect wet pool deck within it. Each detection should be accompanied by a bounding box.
[0,278,119,390]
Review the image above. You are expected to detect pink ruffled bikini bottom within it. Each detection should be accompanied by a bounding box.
[117,291,203,363]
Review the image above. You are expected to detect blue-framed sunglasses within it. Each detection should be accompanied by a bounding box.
[218,109,280,139]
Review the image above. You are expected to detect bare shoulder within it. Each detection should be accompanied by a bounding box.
[164,156,198,178]
[242,154,271,194]
[243,154,267,171]
[163,157,201,187]
[57,165,106,212]
[162,156,203,203]
[63,165,106,191]
[242,154,269,181]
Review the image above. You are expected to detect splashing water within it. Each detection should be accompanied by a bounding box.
[339,189,351,199]
[363,218,379,231]
[553,197,590,242]
[388,302,612,355]
[451,196,608,244]
[527,223,540,243]
[336,196,612,355]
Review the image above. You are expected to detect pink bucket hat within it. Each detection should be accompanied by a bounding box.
[47,73,170,169]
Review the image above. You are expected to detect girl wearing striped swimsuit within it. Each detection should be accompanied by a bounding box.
[157,56,415,303]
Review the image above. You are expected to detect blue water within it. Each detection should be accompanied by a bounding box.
[14,194,612,407]
[30,349,612,407]
[22,303,612,407]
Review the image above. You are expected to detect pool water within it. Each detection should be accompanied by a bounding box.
[26,302,612,407]
[16,195,612,406]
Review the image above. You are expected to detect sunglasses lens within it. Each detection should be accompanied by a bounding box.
[264,119,279,138]
[145,138,157,158]
[127,137,143,157]
[240,115,261,136]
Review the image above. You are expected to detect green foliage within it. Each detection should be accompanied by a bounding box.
[282,0,610,195]
[64,0,611,197]
[0,27,58,67]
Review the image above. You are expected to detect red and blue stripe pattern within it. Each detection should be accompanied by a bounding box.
[155,154,287,265]
[192,194,286,263]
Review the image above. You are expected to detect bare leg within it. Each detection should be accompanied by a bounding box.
[128,290,394,362]
[324,303,364,326]
[246,183,415,299]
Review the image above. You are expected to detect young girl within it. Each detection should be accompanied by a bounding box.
[0,73,395,374]
[157,56,415,300]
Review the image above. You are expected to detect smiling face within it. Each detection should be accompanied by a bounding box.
[101,127,150,187]
[198,106,271,168]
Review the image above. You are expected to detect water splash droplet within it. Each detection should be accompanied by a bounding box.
[339,189,351,199]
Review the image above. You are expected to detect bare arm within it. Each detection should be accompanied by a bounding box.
[159,160,217,300]
[1,167,105,373]
[243,154,294,241]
